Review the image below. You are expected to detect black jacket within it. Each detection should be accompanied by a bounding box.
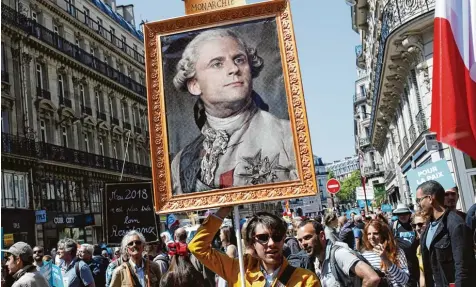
[421,209,476,287]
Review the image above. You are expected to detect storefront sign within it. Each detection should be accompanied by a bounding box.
[53,216,75,225]
[184,0,246,15]
[36,210,47,223]
[105,182,158,244]
[406,160,455,201]
[3,234,14,246]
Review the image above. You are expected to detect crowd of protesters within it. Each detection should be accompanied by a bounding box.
[2,180,475,287]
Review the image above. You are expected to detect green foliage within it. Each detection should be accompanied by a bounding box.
[336,170,362,202]
[327,170,335,180]
[373,184,386,206]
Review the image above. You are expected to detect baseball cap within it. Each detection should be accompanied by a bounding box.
[1,242,33,262]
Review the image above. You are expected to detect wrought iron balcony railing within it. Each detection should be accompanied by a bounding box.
[2,132,151,177]
[1,70,9,83]
[53,0,145,64]
[363,163,384,176]
[97,111,107,121]
[81,104,93,116]
[37,87,51,100]
[123,122,132,130]
[110,116,120,126]
[1,5,146,97]
[368,0,436,140]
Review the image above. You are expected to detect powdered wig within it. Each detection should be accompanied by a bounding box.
[173,29,264,92]
[120,230,146,256]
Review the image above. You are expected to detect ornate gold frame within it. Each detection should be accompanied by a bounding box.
[144,0,317,214]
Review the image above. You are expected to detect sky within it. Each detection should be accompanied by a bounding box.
[119,0,360,163]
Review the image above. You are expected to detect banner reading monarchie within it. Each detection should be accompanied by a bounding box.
[105,182,159,244]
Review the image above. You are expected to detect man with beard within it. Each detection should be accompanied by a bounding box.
[189,207,319,286]
[445,186,466,219]
[417,180,475,287]
[296,219,380,286]
[2,242,49,287]
[32,246,44,269]
[392,204,420,287]
[110,231,162,287]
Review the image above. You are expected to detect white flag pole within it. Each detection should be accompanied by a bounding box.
[233,205,246,287]
[120,130,132,181]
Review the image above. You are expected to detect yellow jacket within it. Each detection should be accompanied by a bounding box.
[188,215,320,287]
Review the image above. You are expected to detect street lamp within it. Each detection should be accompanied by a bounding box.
[344,0,357,6]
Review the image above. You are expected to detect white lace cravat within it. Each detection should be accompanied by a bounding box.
[200,128,229,186]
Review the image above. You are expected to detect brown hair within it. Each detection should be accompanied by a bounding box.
[363,220,400,271]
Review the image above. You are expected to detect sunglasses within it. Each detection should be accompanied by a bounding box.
[416,195,430,205]
[127,240,142,247]
[412,223,424,228]
[33,250,43,254]
[254,233,284,245]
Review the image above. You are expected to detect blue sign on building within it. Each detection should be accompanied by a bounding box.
[406,160,455,202]
[35,210,47,224]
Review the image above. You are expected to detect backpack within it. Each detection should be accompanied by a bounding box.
[153,254,170,271]
[283,237,301,258]
[74,260,86,287]
[286,249,311,271]
[338,222,355,249]
[329,243,389,287]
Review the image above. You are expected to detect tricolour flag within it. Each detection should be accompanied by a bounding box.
[431,0,476,159]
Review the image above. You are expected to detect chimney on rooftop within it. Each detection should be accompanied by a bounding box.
[116,4,135,27]
[104,0,116,11]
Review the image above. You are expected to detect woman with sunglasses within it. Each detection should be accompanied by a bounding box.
[109,230,162,287]
[361,220,409,287]
[188,207,320,287]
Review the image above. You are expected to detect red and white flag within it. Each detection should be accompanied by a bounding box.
[431,0,476,159]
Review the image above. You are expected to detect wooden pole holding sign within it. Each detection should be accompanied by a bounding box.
[233,206,246,287]
[183,0,246,15]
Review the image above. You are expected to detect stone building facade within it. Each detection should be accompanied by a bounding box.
[1,0,150,250]
[350,0,476,209]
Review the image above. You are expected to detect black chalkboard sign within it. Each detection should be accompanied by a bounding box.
[105,182,159,244]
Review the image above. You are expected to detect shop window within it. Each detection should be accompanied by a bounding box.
[1,171,29,208]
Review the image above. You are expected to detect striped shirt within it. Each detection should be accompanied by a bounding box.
[361,248,409,287]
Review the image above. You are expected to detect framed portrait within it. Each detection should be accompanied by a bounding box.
[144,0,317,214]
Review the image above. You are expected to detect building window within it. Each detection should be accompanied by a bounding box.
[132,107,137,126]
[122,102,128,121]
[58,74,65,100]
[99,138,104,156]
[53,25,59,35]
[84,133,89,152]
[95,91,101,112]
[40,120,47,142]
[90,47,95,57]
[109,96,114,117]
[83,6,90,26]
[32,12,37,22]
[75,39,80,47]
[1,42,6,73]
[113,142,118,159]
[36,64,43,89]
[1,110,10,133]
[361,105,367,119]
[79,84,85,106]
[104,55,108,64]
[124,144,129,161]
[121,35,126,48]
[62,126,68,147]
[1,171,28,209]
[137,149,141,164]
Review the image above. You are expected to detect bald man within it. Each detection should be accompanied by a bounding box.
[174,228,187,243]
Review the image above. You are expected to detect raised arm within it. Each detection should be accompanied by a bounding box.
[188,207,240,281]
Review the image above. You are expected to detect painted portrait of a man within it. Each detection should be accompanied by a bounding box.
[163,20,298,195]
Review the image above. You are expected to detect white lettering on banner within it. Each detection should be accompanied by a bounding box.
[416,171,445,184]
[111,225,156,237]
[124,216,140,224]
[417,166,438,177]
[328,184,339,188]
[54,217,63,224]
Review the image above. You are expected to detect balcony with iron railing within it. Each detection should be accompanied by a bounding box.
[51,0,145,65]
[1,5,146,97]
[363,163,384,176]
[1,132,151,177]
[1,70,9,83]
[81,104,93,116]
[110,116,120,126]
[359,137,371,148]
[97,111,107,121]
[37,87,51,100]
[368,0,435,143]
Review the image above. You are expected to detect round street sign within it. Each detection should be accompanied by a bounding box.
[327,178,341,194]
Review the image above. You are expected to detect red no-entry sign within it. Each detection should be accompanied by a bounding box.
[327,178,341,194]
